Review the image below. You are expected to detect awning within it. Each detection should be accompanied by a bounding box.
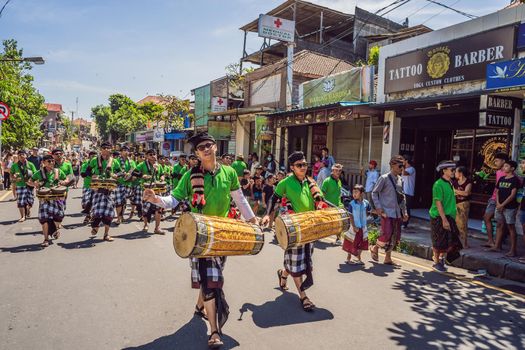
[208,106,274,117]
[164,132,187,140]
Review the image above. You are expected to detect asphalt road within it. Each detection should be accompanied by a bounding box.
[0,187,524,350]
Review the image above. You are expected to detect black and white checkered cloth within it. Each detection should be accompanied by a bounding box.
[81,188,93,209]
[190,257,226,289]
[130,185,143,206]
[284,243,314,276]
[16,186,34,208]
[38,200,65,223]
[113,185,128,207]
[91,192,115,219]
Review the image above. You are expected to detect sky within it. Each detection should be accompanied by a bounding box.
[0,0,512,119]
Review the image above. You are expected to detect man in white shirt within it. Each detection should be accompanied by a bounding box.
[402,157,416,228]
[364,160,379,206]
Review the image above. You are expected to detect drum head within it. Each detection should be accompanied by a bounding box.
[38,187,51,195]
[274,216,289,250]
[51,186,67,194]
[155,181,167,187]
[173,213,197,258]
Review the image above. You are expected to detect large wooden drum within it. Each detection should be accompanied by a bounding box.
[36,186,66,201]
[91,178,117,190]
[274,208,351,250]
[173,212,264,258]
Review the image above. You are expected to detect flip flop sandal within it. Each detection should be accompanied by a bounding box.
[91,229,98,236]
[353,260,365,265]
[40,240,49,247]
[53,230,61,239]
[518,258,525,265]
[384,261,401,267]
[277,269,288,290]
[207,331,223,349]
[300,297,315,312]
[154,229,165,235]
[18,217,26,223]
[370,248,379,262]
[194,305,208,320]
[103,235,114,242]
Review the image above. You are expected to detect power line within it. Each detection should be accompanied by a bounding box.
[421,0,461,25]
[0,0,12,18]
[425,0,477,19]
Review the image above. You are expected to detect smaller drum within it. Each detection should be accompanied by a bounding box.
[91,178,117,190]
[51,186,67,194]
[144,181,167,194]
[274,208,351,250]
[36,186,66,201]
[174,212,264,258]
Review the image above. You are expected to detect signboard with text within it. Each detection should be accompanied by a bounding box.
[211,96,228,112]
[486,57,525,91]
[384,26,515,93]
[479,95,521,128]
[258,14,295,42]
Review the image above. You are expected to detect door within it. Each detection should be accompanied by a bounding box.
[414,130,452,207]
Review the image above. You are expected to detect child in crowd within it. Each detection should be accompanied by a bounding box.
[240,169,252,198]
[312,154,323,180]
[251,175,264,215]
[491,160,520,257]
[262,174,276,227]
[276,170,286,184]
[343,184,371,265]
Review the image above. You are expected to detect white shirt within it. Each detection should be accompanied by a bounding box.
[365,169,379,193]
[402,166,416,196]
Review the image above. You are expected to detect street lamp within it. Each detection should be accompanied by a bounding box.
[0,56,45,65]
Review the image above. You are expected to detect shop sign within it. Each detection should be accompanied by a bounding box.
[478,136,508,175]
[208,121,231,140]
[153,128,164,142]
[479,111,514,128]
[258,14,294,42]
[384,26,515,93]
[136,131,153,142]
[211,96,227,112]
[255,115,273,141]
[486,57,525,91]
[299,67,371,108]
[517,22,525,50]
[479,95,520,128]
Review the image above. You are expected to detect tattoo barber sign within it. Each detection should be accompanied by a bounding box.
[384,26,515,94]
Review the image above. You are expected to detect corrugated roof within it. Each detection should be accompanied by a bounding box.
[44,103,63,112]
[136,95,166,105]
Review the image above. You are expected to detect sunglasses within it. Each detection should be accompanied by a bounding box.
[101,146,111,150]
[396,164,404,169]
[196,142,214,152]
[293,162,308,168]
[54,153,63,156]
[46,160,55,163]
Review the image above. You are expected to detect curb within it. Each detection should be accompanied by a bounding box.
[399,238,525,283]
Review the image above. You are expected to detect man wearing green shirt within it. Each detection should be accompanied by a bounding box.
[136,149,165,234]
[429,160,462,272]
[231,155,247,178]
[52,148,74,210]
[88,142,121,241]
[30,154,67,247]
[321,163,344,245]
[114,146,136,224]
[172,154,188,189]
[11,150,38,222]
[80,150,97,223]
[144,132,256,348]
[262,151,329,312]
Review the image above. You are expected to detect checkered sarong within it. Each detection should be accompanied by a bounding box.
[81,188,93,209]
[16,186,34,208]
[38,200,65,223]
[130,185,143,206]
[284,243,314,276]
[113,185,128,207]
[190,257,226,289]
[91,192,115,219]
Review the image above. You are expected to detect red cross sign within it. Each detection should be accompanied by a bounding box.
[217,98,224,105]
[274,18,282,28]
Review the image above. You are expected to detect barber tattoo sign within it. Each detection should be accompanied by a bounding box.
[384,26,514,93]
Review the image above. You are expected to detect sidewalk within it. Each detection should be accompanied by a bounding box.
[398,217,525,283]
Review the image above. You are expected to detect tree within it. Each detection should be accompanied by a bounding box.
[225,63,254,94]
[156,94,191,131]
[138,101,165,125]
[91,105,112,140]
[368,46,380,66]
[0,39,46,150]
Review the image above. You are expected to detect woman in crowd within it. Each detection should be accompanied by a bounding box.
[452,166,472,249]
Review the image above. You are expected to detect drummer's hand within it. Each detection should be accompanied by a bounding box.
[143,175,152,180]
[247,217,259,225]
[261,215,270,227]
[143,189,158,203]
[58,180,67,186]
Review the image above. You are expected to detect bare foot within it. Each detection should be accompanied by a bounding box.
[505,252,517,257]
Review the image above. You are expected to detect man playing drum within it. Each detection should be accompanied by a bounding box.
[262,151,329,312]
[144,132,256,349]
[114,146,136,224]
[136,149,165,234]
[29,155,68,247]
[80,150,97,224]
[52,148,74,211]
[88,142,121,241]
[11,149,37,222]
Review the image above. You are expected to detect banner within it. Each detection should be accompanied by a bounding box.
[208,121,231,140]
[299,67,370,108]
[255,115,273,142]
[486,57,525,91]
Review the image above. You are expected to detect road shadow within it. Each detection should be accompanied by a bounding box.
[388,269,525,349]
[66,212,85,218]
[314,240,338,250]
[239,291,334,328]
[123,316,239,350]
[15,230,42,236]
[114,230,151,240]
[62,223,86,230]
[337,261,399,277]
[57,237,104,249]
[0,219,19,225]
[0,242,45,253]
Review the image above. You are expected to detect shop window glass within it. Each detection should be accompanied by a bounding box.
[452,129,474,150]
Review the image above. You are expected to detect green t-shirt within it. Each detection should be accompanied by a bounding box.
[136,161,164,186]
[115,158,136,186]
[231,160,247,177]
[88,157,122,180]
[55,160,74,177]
[172,164,240,217]
[32,168,66,187]
[274,175,319,213]
[11,161,37,187]
[321,176,343,208]
[81,160,92,188]
[429,178,457,219]
[172,163,188,188]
